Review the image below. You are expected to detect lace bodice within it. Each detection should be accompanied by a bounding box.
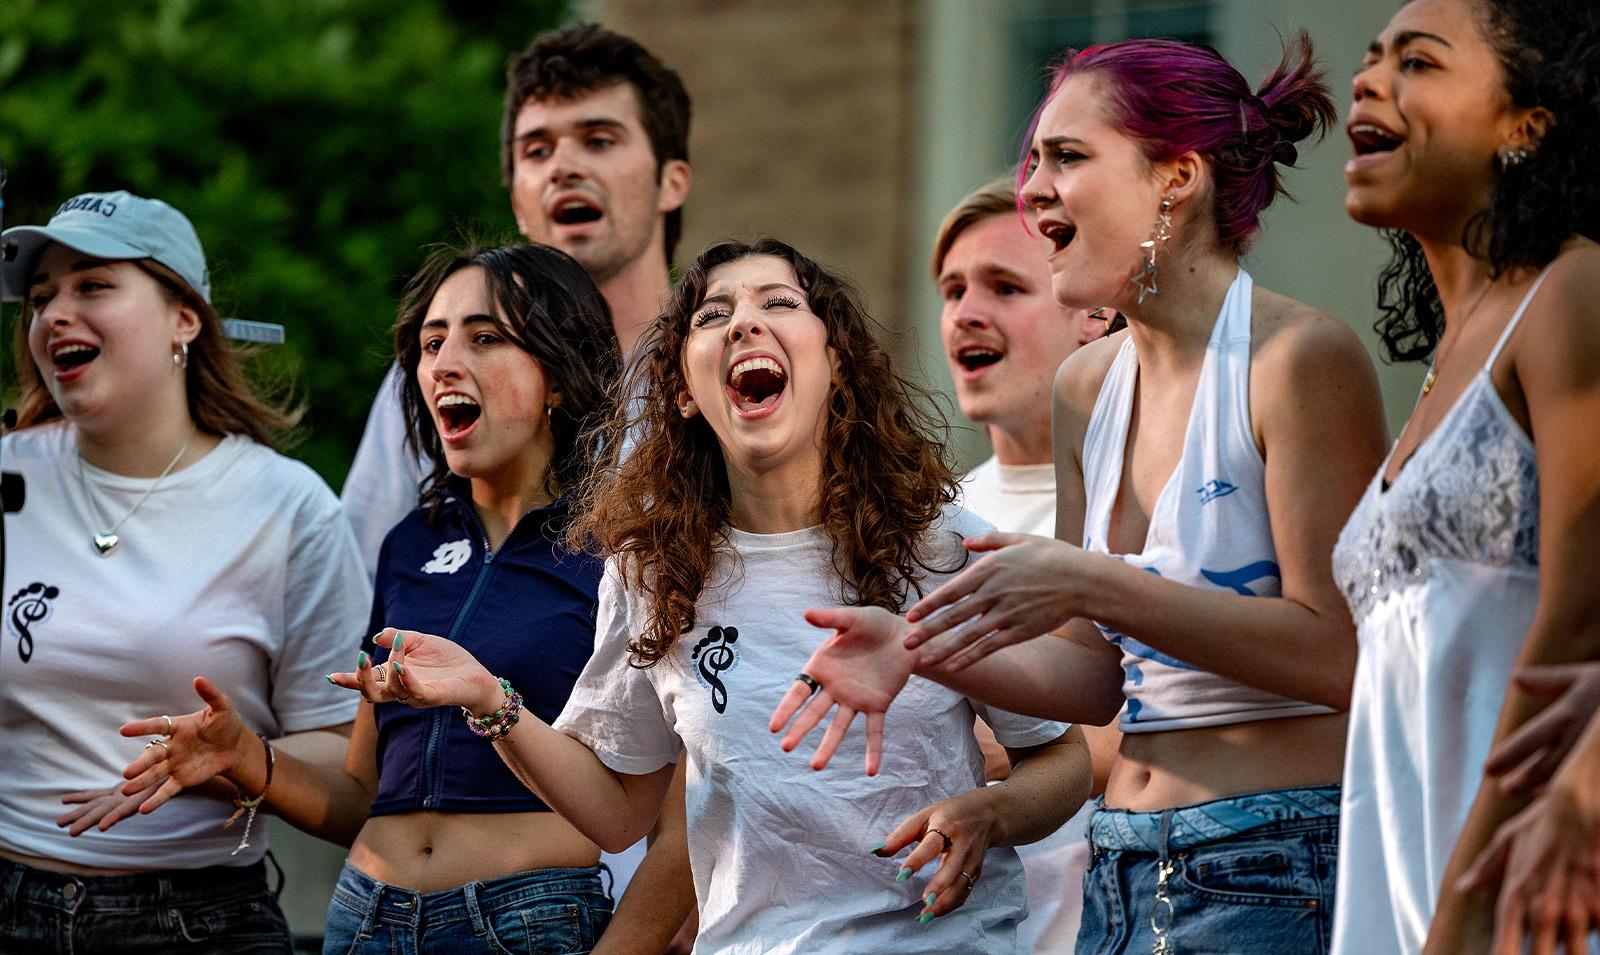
[1334,371,1539,623]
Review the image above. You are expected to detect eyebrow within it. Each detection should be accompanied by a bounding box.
[1369,30,1454,55]
[1038,135,1089,150]
[515,117,628,143]
[697,282,804,307]
[29,258,110,288]
[421,313,497,329]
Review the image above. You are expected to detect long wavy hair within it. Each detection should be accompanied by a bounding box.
[569,238,961,666]
[1374,0,1600,362]
[392,242,621,514]
[14,258,299,447]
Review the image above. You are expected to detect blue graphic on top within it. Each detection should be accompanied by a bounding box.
[1196,479,1238,506]
[1112,634,1199,672]
[1199,560,1281,596]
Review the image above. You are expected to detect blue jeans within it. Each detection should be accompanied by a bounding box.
[0,856,290,954]
[322,860,613,955]
[1076,786,1340,955]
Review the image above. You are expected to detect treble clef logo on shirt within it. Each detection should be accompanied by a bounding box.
[691,625,740,714]
[6,582,61,664]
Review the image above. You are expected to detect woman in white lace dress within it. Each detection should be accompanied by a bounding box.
[1332,0,1600,952]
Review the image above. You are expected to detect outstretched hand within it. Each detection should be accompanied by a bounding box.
[1484,662,1600,795]
[57,782,164,836]
[326,628,502,715]
[875,786,1002,923]
[768,606,917,775]
[902,532,1084,670]
[116,676,248,817]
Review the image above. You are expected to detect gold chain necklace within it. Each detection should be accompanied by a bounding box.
[1421,278,1497,397]
[76,427,198,556]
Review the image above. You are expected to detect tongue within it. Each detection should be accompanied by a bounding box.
[440,404,481,433]
[731,367,785,410]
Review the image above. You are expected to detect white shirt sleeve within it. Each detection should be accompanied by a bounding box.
[272,492,371,733]
[553,560,682,775]
[341,362,428,580]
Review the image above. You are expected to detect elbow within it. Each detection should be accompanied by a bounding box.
[1085,690,1123,727]
[597,832,636,855]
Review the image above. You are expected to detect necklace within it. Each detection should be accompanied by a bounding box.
[76,427,198,556]
[1422,278,1497,397]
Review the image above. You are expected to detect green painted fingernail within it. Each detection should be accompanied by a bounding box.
[325,674,336,685]
[917,912,934,925]
[357,651,371,668]
[869,843,886,856]
[924,892,936,906]
[393,662,405,676]
[394,633,404,651]
[895,867,910,884]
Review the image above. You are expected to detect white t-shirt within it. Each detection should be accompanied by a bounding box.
[555,506,1067,954]
[960,455,1089,954]
[0,421,368,869]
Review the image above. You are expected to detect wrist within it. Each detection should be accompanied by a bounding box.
[468,672,507,717]
[223,730,265,793]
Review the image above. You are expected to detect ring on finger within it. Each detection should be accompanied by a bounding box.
[146,739,170,755]
[927,827,954,853]
[960,870,977,891]
[161,715,175,737]
[373,666,387,684]
[796,673,823,695]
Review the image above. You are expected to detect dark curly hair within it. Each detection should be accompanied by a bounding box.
[569,238,962,667]
[1373,0,1600,362]
[392,242,621,515]
[501,24,692,263]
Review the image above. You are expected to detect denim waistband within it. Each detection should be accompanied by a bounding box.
[333,860,607,932]
[1087,785,1342,852]
[0,856,267,910]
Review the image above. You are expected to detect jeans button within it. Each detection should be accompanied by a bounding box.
[61,883,78,901]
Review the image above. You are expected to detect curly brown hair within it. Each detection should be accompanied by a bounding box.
[569,238,961,666]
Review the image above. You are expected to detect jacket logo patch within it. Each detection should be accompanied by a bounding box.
[691,625,740,714]
[6,582,60,663]
[421,539,472,575]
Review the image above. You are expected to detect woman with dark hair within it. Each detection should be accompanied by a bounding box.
[0,192,369,953]
[774,35,1390,954]
[330,238,1096,953]
[1335,0,1600,951]
[113,243,677,953]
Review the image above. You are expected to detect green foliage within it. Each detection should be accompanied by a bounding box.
[0,0,568,485]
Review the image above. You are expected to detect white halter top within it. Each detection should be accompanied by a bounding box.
[1081,269,1336,732]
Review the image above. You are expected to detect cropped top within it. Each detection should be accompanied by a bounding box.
[366,490,602,815]
[1080,269,1336,732]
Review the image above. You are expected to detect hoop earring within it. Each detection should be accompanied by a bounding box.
[1496,146,1530,172]
[173,342,189,369]
[1131,195,1174,304]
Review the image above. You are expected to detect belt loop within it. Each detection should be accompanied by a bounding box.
[1157,809,1174,864]
[598,862,615,903]
[357,873,385,941]
[463,880,491,939]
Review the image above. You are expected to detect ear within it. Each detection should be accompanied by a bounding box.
[1508,106,1555,153]
[675,384,699,419]
[545,382,564,410]
[657,159,692,216]
[1157,151,1207,211]
[172,302,202,348]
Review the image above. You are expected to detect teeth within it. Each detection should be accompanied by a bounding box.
[54,344,95,358]
[730,356,784,385]
[437,394,478,408]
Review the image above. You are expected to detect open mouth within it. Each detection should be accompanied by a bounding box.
[956,345,1003,373]
[1039,221,1077,253]
[52,343,100,372]
[726,355,787,413]
[1348,123,1403,157]
[436,394,481,436]
[550,197,603,226]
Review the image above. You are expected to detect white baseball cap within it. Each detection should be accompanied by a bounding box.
[1,190,210,303]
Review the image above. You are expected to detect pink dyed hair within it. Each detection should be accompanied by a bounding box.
[1020,33,1335,256]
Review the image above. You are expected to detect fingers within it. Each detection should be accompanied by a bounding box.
[895,828,949,881]
[121,745,164,782]
[811,705,858,772]
[137,778,184,816]
[1513,663,1583,696]
[353,650,387,704]
[906,597,991,654]
[879,808,933,858]
[962,531,1027,553]
[192,675,230,711]
[1499,742,1572,797]
[905,566,990,626]
[769,680,814,734]
[96,786,150,831]
[803,607,857,631]
[865,712,885,777]
[326,669,360,690]
[1458,826,1512,893]
[778,689,835,754]
[1485,707,1565,776]
[371,627,397,650]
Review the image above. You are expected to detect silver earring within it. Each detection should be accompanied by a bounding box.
[1497,147,1530,171]
[1131,196,1174,304]
[173,342,189,369]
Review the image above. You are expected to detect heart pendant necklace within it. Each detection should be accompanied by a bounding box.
[77,427,198,556]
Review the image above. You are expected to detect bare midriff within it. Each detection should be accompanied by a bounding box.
[348,810,600,894]
[1104,711,1348,812]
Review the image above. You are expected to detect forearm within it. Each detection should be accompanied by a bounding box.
[594,762,696,955]
[222,726,373,847]
[987,728,1093,848]
[925,624,1124,725]
[1083,555,1355,709]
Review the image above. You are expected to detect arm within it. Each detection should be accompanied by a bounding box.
[117,676,373,846]
[1427,255,1600,950]
[594,760,697,955]
[877,726,1091,923]
[906,314,1386,710]
[341,628,676,853]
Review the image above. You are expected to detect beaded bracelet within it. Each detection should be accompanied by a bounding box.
[462,677,522,741]
[225,733,274,856]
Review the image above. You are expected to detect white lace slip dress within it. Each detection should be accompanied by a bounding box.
[1329,267,1561,955]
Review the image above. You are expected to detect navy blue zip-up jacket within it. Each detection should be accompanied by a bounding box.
[364,492,602,815]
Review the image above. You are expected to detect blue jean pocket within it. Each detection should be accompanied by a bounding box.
[486,896,608,955]
[1178,844,1321,907]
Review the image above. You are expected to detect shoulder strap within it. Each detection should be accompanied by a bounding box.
[1485,264,1557,370]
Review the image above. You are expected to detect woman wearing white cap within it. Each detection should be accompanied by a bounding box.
[0,191,369,953]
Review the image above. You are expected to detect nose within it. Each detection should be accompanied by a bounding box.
[429,333,466,382]
[725,306,766,344]
[547,138,590,185]
[951,294,992,332]
[1351,61,1382,103]
[1020,164,1054,210]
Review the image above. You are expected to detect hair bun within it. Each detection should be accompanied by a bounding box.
[1272,139,1299,166]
